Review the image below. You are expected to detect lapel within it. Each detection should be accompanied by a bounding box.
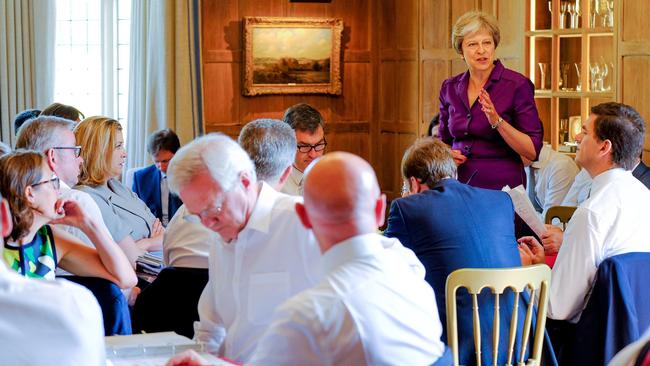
[105,179,152,231]
[455,70,471,112]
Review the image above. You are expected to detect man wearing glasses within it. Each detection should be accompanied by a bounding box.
[16,116,112,251]
[281,103,327,195]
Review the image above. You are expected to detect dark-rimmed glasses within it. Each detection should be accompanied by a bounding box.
[297,140,327,153]
[52,146,82,158]
[31,175,61,190]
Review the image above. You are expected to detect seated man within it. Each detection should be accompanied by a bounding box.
[520,102,650,322]
[281,103,327,195]
[0,192,105,365]
[384,138,528,365]
[132,128,183,226]
[13,108,40,134]
[170,153,445,366]
[632,153,650,189]
[525,143,579,218]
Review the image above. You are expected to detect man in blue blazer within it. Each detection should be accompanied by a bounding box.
[384,138,545,366]
[132,129,183,226]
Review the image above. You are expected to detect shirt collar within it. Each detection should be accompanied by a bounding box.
[321,233,383,274]
[60,180,72,190]
[244,181,285,234]
[590,167,629,196]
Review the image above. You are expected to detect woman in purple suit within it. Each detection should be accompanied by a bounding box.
[439,11,543,190]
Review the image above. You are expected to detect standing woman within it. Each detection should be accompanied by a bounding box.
[438,11,543,190]
[74,116,164,266]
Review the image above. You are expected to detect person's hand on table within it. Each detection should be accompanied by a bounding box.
[166,350,210,366]
[540,224,564,255]
[518,236,546,266]
[451,149,468,166]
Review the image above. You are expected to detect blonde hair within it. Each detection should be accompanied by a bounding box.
[74,116,123,186]
[452,11,501,55]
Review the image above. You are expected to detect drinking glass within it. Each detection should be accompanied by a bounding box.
[574,62,582,91]
[538,62,548,90]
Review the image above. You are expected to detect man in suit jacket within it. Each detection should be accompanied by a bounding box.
[632,156,650,189]
[384,138,533,366]
[132,128,183,226]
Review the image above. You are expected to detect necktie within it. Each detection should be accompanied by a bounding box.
[528,167,543,213]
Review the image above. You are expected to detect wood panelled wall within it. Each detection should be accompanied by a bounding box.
[200,0,524,197]
[621,0,650,165]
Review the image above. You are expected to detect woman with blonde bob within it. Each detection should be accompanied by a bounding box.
[74,116,164,265]
[438,11,543,191]
[0,150,136,288]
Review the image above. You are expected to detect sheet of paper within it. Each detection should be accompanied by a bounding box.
[105,332,194,348]
[502,185,547,237]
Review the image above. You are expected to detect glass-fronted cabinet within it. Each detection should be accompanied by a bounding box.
[525,0,617,155]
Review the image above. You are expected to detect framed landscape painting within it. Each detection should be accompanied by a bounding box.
[242,17,343,96]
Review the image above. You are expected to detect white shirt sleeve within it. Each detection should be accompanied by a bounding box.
[193,245,227,353]
[547,207,602,322]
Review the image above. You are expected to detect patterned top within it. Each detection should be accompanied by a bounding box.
[3,225,58,280]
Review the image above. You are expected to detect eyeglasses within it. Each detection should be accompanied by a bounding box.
[197,195,225,221]
[31,175,61,190]
[52,146,82,158]
[297,140,327,153]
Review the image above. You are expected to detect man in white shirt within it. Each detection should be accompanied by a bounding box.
[525,144,579,218]
[0,193,106,365]
[166,133,323,362]
[280,103,327,195]
[248,152,445,365]
[162,119,298,270]
[520,102,650,323]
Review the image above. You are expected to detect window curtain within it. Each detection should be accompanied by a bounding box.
[0,0,55,145]
[126,0,203,171]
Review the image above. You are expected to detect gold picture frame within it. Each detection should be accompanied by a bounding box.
[242,17,343,96]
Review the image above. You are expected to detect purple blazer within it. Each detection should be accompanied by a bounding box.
[438,60,543,190]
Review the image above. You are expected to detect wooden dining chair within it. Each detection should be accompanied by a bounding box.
[445,264,551,366]
[544,205,578,230]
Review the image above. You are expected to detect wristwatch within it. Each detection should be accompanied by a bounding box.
[492,117,505,129]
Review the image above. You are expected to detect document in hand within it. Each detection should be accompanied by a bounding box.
[502,185,547,237]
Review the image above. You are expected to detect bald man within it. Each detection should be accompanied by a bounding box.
[248,152,446,365]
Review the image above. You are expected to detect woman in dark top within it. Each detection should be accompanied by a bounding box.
[439,11,543,190]
[0,150,136,288]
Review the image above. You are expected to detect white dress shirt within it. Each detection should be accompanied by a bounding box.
[549,169,650,322]
[280,165,303,196]
[561,168,592,207]
[194,182,323,362]
[527,145,579,218]
[0,259,105,365]
[56,180,114,276]
[163,204,213,269]
[249,233,445,366]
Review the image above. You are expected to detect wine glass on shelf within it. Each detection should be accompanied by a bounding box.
[599,60,609,91]
[598,0,609,27]
[606,0,614,28]
[538,62,548,90]
[568,3,578,28]
[559,1,568,29]
[591,0,599,28]
[574,62,582,91]
[590,62,601,92]
[560,63,571,91]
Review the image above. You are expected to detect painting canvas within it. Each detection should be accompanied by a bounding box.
[243,17,343,96]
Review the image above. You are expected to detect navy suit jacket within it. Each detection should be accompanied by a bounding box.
[132,164,182,223]
[385,179,545,366]
[633,161,650,189]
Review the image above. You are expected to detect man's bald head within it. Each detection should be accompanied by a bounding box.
[298,152,385,251]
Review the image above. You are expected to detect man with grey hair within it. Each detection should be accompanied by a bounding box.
[16,116,113,248]
[384,137,527,365]
[166,133,322,363]
[238,118,296,190]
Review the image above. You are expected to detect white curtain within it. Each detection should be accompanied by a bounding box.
[126,0,203,170]
[0,0,55,145]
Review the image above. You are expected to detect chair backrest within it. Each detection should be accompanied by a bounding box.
[445,264,551,366]
[544,205,577,229]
